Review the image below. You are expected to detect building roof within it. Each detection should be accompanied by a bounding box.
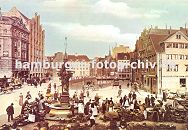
[5,7,30,21]
[0,15,29,32]
[147,27,188,53]
[53,52,64,62]
[149,34,168,52]
[68,55,90,62]
[116,53,131,60]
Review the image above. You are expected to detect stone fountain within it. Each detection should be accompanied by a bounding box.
[45,44,73,120]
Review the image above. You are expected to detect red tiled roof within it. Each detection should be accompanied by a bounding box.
[149,34,168,52]
[68,55,90,62]
[116,53,130,60]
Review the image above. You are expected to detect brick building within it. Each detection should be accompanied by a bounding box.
[4,7,45,78]
[0,13,29,78]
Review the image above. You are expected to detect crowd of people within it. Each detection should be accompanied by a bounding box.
[3,79,171,130]
[67,83,169,128]
[0,75,50,94]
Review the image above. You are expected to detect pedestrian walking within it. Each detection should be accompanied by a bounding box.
[89,110,95,127]
[6,103,14,122]
[128,92,132,101]
[127,82,129,88]
[145,95,150,107]
[123,95,129,108]
[109,98,114,112]
[19,93,23,106]
[78,101,84,114]
[151,95,155,107]
[162,91,167,102]
[102,100,106,114]
[54,91,58,100]
[53,83,57,90]
[86,90,89,97]
[39,79,43,86]
[26,91,32,100]
[119,97,123,106]
[118,86,122,97]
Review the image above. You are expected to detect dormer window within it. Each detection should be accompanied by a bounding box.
[176,34,181,39]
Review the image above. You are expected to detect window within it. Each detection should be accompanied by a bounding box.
[185,65,188,71]
[166,43,172,48]
[174,65,178,71]
[179,43,184,49]
[180,78,186,87]
[185,55,188,60]
[167,65,172,71]
[175,54,178,59]
[3,29,7,34]
[3,51,9,57]
[173,43,178,48]
[167,54,171,59]
[173,43,176,48]
[185,44,188,49]
[180,55,184,60]
[176,35,181,39]
[80,71,82,76]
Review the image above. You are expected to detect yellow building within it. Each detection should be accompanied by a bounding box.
[112,45,131,58]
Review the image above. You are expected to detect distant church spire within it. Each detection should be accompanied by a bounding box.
[0,7,2,20]
[64,37,68,61]
[108,45,111,56]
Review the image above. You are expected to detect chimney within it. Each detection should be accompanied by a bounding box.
[165,24,167,30]
[168,26,171,34]
[180,27,183,30]
[0,7,2,21]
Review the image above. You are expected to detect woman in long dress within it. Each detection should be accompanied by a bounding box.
[78,101,84,114]
[19,93,23,106]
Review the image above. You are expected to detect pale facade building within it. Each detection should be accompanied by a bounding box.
[157,30,188,93]
[136,27,188,94]
[112,45,131,58]
[67,55,90,78]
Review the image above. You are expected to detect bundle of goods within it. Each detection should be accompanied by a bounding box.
[49,123,91,130]
[117,108,130,121]
[36,121,49,130]
[173,105,186,123]
[106,120,119,130]
[163,110,173,122]
[21,103,32,115]
[49,125,66,130]
[13,115,30,126]
[126,123,153,130]
[145,108,154,121]
[93,124,107,130]
[104,111,119,121]
[183,100,188,110]
[116,108,144,122]
[127,123,176,130]
[154,124,176,130]
[131,109,145,121]
[176,99,188,110]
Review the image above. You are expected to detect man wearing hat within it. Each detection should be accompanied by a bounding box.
[6,103,14,122]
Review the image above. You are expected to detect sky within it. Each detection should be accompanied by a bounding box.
[1,0,188,58]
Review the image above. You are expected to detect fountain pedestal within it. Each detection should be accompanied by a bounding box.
[45,92,71,121]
